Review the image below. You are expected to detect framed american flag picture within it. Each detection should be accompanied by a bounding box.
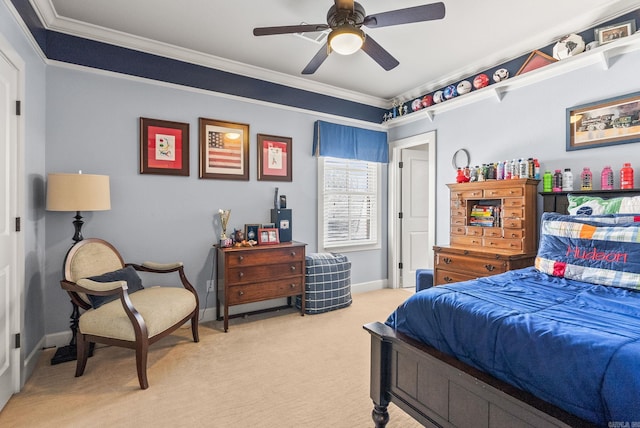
[199,118,249,180]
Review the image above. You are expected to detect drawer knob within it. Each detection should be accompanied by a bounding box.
[290,265,296,271]
[484,264,495,272]
[238,290,244,296]
[444,276,454,283]
[238,272,244,278]
[290,283,296,289]
[290,251,296,257]
[238,256,244,262]
[443,257,452,264]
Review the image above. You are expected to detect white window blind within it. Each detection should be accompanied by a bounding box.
[320,157,379,251]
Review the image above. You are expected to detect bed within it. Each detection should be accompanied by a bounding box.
[364,193,640,428]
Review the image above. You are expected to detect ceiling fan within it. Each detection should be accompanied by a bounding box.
[253,0,446,74]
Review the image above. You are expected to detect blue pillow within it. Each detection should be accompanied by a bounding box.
[86,265,144,309]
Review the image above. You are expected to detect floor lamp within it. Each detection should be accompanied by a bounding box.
[46,172,111,365]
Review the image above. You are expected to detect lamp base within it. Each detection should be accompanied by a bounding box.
[50,343,94,365]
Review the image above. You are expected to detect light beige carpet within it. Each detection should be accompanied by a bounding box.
[0,288,423,428]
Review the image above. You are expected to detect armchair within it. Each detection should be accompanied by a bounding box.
[59,238,199,389]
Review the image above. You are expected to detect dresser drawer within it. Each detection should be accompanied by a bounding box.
[502,197,523,208]
[451,225,466,235]
[483,227,502,238]
[484,238,522,251]
[484,187,523,197]
[227,278,304,305]
[225,247,304,267]
[466,226,483,237]
[451,216,466,226]
[450,235,482,247]
[435,269,477,285]
[503,229,523,239]
[435,252,507,276]
[452,189,483,199]
[503,218,523,229]
[502,207,524,218]
[227,261,303,285]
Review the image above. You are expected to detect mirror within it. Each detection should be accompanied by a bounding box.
[452,148,470,170]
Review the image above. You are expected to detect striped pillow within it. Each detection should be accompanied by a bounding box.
[535,213,640,290]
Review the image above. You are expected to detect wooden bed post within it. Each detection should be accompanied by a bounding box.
[366,323,391,428]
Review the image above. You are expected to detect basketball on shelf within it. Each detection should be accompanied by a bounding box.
[457,80,472,94]
[443,84,458,100]
[473,73,490,89]
[493,68,509,82]
[433,90,444,104]
[411,98,423,111]
[552,33,585,60]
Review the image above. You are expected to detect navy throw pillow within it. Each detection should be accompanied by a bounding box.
[86,265,144,309]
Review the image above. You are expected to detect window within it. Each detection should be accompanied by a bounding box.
[319,157,380,252]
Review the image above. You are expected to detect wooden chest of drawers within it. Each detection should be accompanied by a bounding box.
[434,246,536,285]
[216,242,306,332]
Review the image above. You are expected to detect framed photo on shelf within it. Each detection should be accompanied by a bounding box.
[140,117,189,176]
[261,223,275,229]
[595,20,636,45]
[244,224,260,242]
[566,91,640,151]
[199,118,249,180]
[516,50,556,76]
[258,228,280,245]
[257,134,292,182]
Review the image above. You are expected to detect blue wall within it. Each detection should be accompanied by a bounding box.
[389,48,640,247]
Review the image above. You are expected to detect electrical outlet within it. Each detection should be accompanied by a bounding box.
[206,280,215,292]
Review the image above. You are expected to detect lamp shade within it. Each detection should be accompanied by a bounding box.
[46,173,111,212]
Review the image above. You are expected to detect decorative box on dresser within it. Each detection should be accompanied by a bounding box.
[216,241,306,332]
[434,178,539,285]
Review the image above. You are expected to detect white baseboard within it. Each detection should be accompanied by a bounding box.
[22,337,45,387]
[43,279,390,347]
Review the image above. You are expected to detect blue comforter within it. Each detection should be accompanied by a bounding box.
[386,267,640,426]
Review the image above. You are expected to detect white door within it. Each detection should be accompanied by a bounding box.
[0,48,20,410]
[400,149,430,289]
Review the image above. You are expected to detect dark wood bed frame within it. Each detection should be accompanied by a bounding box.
[364,189,640,428]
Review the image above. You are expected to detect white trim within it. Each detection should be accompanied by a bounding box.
[351,279,388,294]
[388,132,437,289]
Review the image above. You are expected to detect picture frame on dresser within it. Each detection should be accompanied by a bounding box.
[258,228,279,245]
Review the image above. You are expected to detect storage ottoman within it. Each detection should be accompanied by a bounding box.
[295,253,352,314]
[416,268,434,292]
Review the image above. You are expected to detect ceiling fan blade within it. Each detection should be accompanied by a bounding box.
[334,0,354,11]
[302,43,330,75]
[253,24,329,36]
[363,2,445,28]
[361,35,399,71]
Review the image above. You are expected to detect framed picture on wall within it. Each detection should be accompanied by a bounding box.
[257,134,292,182]
[139,117,189,176]
[199,118,250,180]
[566,91,640,151]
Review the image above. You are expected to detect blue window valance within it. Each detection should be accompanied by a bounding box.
[313,120,388,163]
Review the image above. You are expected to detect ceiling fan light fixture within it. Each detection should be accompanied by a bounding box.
[328,25,364,55]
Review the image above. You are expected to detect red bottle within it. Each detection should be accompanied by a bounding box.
[620,163,634,189]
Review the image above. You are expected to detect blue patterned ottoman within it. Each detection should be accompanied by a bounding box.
[295,253,352,314]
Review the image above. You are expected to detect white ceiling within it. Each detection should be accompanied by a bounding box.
[31,0,639,107]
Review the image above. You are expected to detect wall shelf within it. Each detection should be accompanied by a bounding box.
[384,33,640,129]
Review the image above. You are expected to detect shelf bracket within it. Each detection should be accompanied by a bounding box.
[492,87,507,102]
[425,110,435,122]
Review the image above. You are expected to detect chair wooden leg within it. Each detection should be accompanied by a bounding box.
[136,340,149,389]
[191,317,200,343]
[75,333,90,377]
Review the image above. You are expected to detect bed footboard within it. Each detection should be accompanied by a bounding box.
[363,322,594,428]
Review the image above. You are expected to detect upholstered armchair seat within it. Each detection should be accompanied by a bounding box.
[59,238,200,389]
[76,284,197,341]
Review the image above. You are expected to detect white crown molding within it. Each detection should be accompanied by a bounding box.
[29,0,388,109]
